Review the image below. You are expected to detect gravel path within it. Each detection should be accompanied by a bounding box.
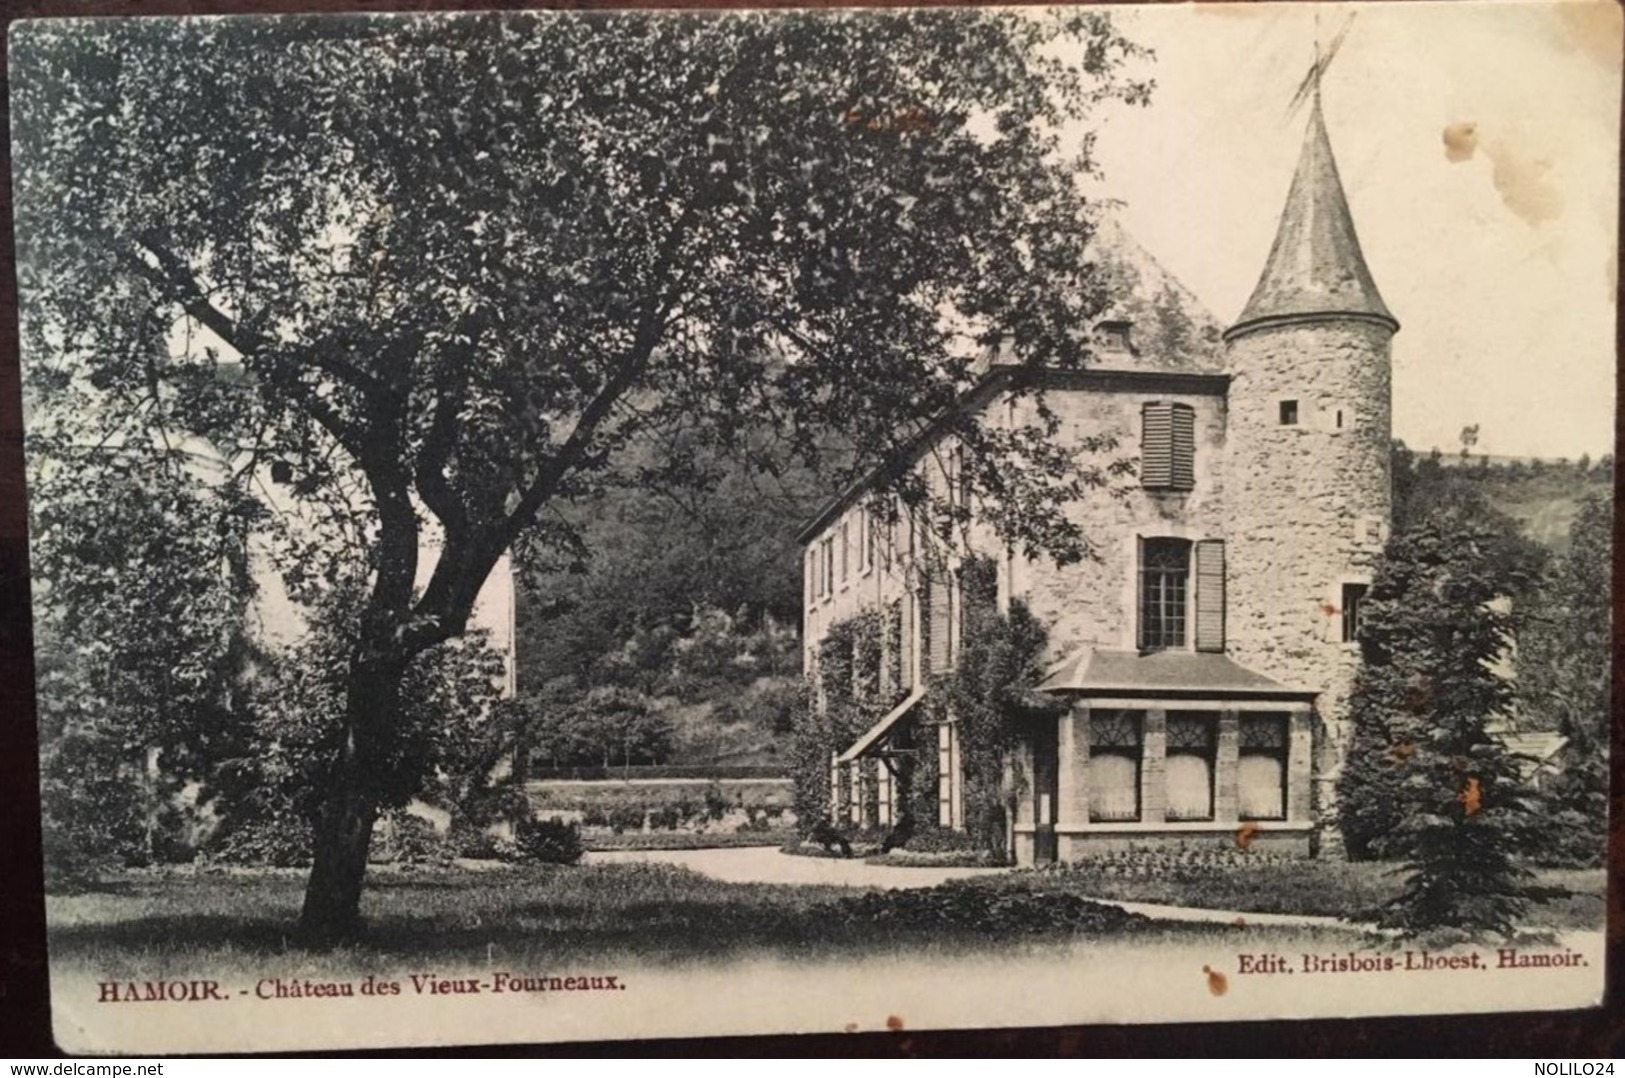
[585,845,1003,889]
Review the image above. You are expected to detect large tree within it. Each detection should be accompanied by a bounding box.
[1335,505,1549,936]
[14,10,1149,941]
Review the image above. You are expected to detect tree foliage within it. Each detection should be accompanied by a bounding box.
[1335,504,1551,937]
[14,9,1151,939]
[27,411,260,876]
[1518,495,1612,866]
[516,684,676,771]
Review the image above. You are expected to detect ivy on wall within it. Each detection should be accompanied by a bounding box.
[926,558,1063,857]
[791,555,1063,857]
[788,608,895,828]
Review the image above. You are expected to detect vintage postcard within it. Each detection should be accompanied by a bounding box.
[12,0,1618,1054]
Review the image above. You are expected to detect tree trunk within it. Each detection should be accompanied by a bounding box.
[298,782,378,946]
[296,654,402,946]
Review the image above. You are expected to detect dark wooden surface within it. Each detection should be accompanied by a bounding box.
[0,0,1619,1058]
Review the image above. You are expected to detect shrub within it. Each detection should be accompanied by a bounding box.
[209,814,314,868]
[701,782,732,821]
[513,817,585,865]
[607,805,646,834]
[900,827,981,853]
[369,812,448,866]
[648,806,683,831]
[826,880,1146,936]
[446,819,515,861]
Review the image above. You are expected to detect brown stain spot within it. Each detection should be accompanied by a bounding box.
[1202,965,1228,996]
[843,1022,859,1034]
[1443,122,1479,163]
[1459,776,1483,816]
[1484,138,1565,227]
[1233,916,1248,928]
[1448,122,1566,227]
[1554,2,1622,70]
[886,1015,905,1032]
[1387,740,1416,765]
[1234,820,1260,852]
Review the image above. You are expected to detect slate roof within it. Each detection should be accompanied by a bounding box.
[1226,98,1397,340]
[1037,648,1316,699]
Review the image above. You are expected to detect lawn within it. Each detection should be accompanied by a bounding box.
[47,862,1372,982]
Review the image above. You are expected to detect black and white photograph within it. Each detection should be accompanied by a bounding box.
[10,0,1618,1053]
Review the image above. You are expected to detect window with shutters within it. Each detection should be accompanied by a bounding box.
[1165,713,1217,821]
[839,522,850,584]
[1088,710,1142,822]
[818,538,835,600]
[1239,714,1288,820]
[1138,538,1190,651]
[1193,539,1226,653]
[859,510,874,574]
[1141,402,1195,492]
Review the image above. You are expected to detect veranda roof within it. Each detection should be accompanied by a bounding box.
[1037,648,1316,700]
[836,686,928,764]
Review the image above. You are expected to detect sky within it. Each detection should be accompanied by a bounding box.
[1074,0,1620,460]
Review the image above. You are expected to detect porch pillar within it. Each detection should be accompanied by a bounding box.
[1216,708,1241,824]
[1287,704,1314,825]
[876,759,893,828]
[1056,703,1090,827]
[1141,708,1168,824]
[848,759,863,827]
[829,752,840,823]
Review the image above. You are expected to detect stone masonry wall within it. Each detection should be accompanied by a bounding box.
[1008,387,1228,659]
[1221,319,1394,845]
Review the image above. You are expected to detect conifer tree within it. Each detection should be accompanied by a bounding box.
[1337,505,1550,936]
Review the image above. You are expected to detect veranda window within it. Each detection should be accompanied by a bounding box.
[1088,710,1142,822]
[1239,714,1289,820]
[1165,713,1216,821]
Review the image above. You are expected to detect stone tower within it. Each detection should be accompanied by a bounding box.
[1221,94,1398,849]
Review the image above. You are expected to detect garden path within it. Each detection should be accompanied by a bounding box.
[585,845,1002,889]
[584,846,1350,928]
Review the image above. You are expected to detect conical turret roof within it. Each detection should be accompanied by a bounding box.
[1226,97,1397,340]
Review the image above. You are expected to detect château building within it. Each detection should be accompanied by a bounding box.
[797,96,1396,863]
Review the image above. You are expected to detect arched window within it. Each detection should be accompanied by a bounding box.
[1165,713,1216,821]
[1239,714,1289,820]
[1087,710,1142,822]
